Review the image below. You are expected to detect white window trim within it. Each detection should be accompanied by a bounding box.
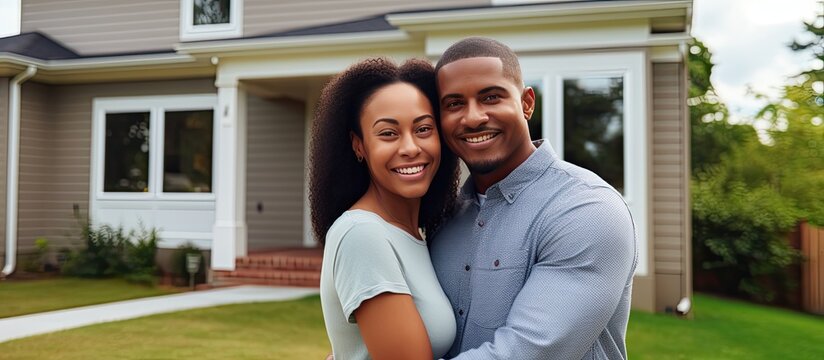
[180,0,243,42]
[521,51,649,276]
[92,95,218,202]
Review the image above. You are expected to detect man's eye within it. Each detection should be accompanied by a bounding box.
[445,101,463,109]
[483,94,500,102]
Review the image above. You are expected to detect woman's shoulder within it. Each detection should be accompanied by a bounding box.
[326,210,391,246]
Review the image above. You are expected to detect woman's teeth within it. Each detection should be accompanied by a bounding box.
[465,133,496,143]
[394,165,424,175]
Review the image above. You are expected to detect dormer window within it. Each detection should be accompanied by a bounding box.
[180,0,243,41]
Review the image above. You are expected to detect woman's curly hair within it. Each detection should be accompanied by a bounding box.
[309,57,459,244]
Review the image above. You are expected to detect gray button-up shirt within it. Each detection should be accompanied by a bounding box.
[430,141,637,359]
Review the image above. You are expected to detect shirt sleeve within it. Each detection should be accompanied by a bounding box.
[333,221,411,324]
[452,187,637,360]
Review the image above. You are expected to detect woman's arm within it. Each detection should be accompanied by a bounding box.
[355,293,433,360]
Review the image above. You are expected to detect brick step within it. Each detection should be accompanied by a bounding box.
[235,255,322,272]
[212,274,319,288]
[214,269,320,287]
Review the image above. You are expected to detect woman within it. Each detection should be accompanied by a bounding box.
[310,57,459,359]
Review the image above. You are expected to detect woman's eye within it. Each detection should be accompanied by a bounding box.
[416,126,433,134]
[378,130,397,137]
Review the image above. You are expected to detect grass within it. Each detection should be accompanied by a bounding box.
[0,278,179,318]
[0,286,821,359]
[627,294,824,359]
[0,295,330,360]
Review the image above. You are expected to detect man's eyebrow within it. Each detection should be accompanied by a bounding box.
[478,86,508,94]
[372,118,399,127]
[440,93,463,103]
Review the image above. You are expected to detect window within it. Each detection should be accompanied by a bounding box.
[104,112,151,192]
[93,95,217,199]
[563,77,624,193]
[180,0,243,41]
[163,110,213,193]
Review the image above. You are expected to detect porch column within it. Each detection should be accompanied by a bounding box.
[212,81,248,270]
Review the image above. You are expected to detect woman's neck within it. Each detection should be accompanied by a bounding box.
[352,183,421,239]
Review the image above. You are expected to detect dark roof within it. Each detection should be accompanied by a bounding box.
[255,15,397,39]
[0,32,79,60]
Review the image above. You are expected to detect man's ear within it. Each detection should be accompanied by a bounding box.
[521,86,536,121]
[350,131,365,161]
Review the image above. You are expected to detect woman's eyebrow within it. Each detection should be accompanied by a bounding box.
[414,115,434,123]
[372,118,399,127]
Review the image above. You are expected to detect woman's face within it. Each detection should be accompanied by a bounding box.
[352,82,441,199]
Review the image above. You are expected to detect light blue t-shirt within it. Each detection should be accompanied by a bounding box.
[320,210,456,359]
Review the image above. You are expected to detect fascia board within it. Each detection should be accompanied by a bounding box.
[387,1,691,31]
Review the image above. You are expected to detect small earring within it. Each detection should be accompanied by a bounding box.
[356,154,363,163]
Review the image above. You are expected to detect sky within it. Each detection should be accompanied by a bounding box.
[0,0,819,123]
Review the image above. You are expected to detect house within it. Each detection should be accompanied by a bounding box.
[0,0,693,313]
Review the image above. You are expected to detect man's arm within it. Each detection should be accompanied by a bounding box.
[453,190,637,359]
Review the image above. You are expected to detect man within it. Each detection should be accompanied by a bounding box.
[430,37,637,359]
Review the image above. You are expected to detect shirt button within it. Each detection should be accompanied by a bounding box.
[494,259,500,267]
[478,220,484,227]
[458,309,464,316]
[465,265,471,271]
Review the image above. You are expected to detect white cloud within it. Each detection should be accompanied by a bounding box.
[0,0,20,37]
[692,0,820,121]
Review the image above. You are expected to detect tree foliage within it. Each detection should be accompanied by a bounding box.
[691,4,824,302]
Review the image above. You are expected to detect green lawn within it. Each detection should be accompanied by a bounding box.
[0,296,330,360]
[0,289,822,359]
[628,294,824,359]
[0,278,179,318]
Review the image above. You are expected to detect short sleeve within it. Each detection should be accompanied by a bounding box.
[332,221,410,323]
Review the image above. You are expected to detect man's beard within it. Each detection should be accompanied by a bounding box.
[465,157,505,175]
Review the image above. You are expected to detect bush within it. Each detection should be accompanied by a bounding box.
[61,220,159,286]
[692,173,804,302]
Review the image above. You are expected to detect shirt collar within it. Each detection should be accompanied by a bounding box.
[460,140,557,205]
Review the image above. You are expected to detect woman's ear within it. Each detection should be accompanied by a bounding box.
[350,131,365,162]
[521,86,536,121]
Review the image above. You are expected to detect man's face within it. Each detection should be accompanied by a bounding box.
[437,57,535,176]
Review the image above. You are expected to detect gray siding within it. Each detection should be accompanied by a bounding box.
[244,0,489,37]
[21,0,181,55]
[246,94,305,250]
[14,79,215,253]
[651,62,690,312]
[22,0,488,55]
[0,78,8,259]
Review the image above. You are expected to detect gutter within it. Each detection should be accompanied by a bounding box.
[2,65,37,277]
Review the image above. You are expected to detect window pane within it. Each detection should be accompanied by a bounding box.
[164,110,213,193]
[526,80,543,142]
[104,112,150,192]
[563,77,624,193]
[193,0,230,25]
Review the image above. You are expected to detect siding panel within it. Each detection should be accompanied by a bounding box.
[245,95,305,250]
[652,62,690,312]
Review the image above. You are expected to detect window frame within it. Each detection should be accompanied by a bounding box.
[179,0,243,41]
[92,95,218,202]
[521,51,648,276]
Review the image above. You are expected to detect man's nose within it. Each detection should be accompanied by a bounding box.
[462,101,488,129]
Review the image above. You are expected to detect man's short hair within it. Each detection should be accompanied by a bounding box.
[435,37,523,87]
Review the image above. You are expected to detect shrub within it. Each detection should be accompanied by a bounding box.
[692,173,804,302]
[61,220,159,285]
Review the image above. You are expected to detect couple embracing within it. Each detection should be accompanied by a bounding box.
[310,37,637,360]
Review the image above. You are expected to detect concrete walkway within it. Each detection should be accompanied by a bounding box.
[0,285,319,343]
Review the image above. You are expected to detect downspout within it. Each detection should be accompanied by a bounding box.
[2,65,37,277]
